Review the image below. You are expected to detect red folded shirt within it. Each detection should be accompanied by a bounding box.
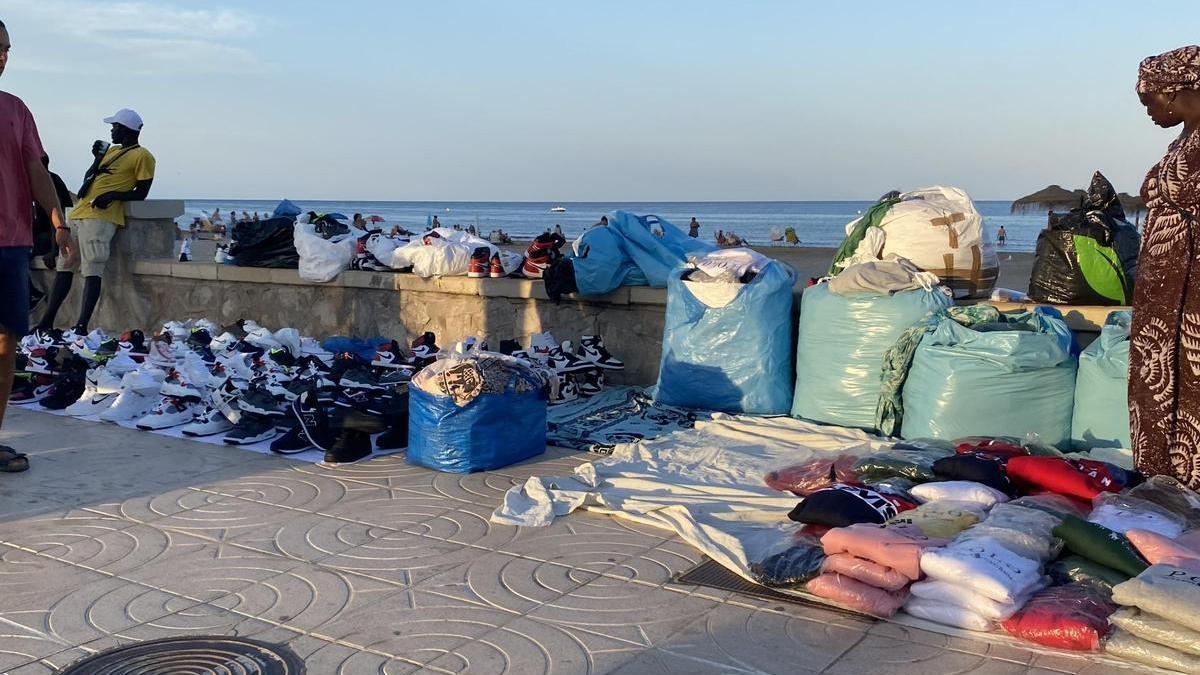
[1006,456,1122,501]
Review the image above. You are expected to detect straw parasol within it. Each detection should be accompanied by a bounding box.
[1011,185,1146,218]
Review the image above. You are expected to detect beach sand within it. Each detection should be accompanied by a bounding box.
[191,237,1036,293]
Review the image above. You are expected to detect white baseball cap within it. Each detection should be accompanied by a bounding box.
[103,108,143,131]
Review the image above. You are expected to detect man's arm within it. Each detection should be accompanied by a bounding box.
[26,157,74,263]
[91,178,152,209]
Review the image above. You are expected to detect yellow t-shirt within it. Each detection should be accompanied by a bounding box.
[70,145,156,227]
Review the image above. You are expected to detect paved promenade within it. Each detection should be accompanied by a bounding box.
[0,408,1151,674]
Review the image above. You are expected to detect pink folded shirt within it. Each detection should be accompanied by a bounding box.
[806,572,909,617]
[821,553,911,592]
[821,523,947,581]
[1127,529,1200,566]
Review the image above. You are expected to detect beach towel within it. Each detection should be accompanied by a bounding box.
[908,578,1038,621]
[1053,516,1148,578]
[820,523,943,581]
[546,386,701,455]
[919,536,1044,604]
[804,572,908,617]
[821,553,911,592]
[1111,564,1200,632]
[1000,585,1116,652]
[1110,607,1200,657]
[1105,628,1200,674]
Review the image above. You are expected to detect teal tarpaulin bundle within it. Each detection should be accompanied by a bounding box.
[571,211,713,296]
[1072,310,1132,450]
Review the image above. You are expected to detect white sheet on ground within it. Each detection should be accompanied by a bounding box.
[492,414,889,580]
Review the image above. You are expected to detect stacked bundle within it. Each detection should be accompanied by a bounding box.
[805,524,945,617]
[1106,564,1200,672]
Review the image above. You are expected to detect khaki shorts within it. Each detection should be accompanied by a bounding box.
[57,218,117,277]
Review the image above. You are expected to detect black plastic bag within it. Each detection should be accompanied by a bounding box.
[748,536,826,587]
[1028,172,1139,305]
[229,217,299,268]
[543,258,578,302]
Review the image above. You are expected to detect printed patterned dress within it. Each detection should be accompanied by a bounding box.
[1130,127,1200,489]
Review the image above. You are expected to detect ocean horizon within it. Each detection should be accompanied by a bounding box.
[180,199,1082,253]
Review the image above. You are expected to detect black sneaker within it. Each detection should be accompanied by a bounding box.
[118,329,148,354]
[327,351,367,383]
[333,387,377,410]
[187,328,213,349]
[324,429,372,465]
[223,414,278,445]
[266,348,297,369]
[497,339,522,356]
[577,334,624,370]
[408,332,439,369]
[39,368,88,410]
[270,424,313,454]
[376,368,412,388]
[292,389,334,451]
[339,366,383,391]
[238,386,286,417]
[577,367,604,398]
[375,394,409,450]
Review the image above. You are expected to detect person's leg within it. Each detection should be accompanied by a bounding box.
[36,270,73,330]
[0,247,32,472]
[72,219,117,333]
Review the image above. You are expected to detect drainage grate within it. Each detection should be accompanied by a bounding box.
[673,558,873,619]
[57,636,304,675]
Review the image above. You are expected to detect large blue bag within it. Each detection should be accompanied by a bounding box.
[654,260,796,414]
[901,308,1078,447]
[408,358,548,473]
[571,211,713,296]
[791,282,951,431]
[1072,311,1132,450]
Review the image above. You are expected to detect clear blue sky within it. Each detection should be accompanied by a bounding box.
[0,0,1195,201]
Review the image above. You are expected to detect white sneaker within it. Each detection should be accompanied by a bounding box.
[549,377,579,406]
[181,404,234,437]
[105,350,141,375]
[64,367,125,416]
[215,352,255,384]
[146,338,180,369]
[99,387,158,422]
[528,331,557,365]
[210,331,239,355]
[577,335,624,370]
[245,327,282,351]
[161,321,190,342]
[546,343,591,373]
[136,397,198,430]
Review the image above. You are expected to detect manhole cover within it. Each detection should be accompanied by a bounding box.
[58,636,304,674]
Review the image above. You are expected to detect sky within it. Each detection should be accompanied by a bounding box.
[0,0,1195,201]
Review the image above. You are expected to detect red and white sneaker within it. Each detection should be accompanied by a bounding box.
[467,247,490,278]
[489,253,505,278]
[521,250,551,279]
[372,340,414,372]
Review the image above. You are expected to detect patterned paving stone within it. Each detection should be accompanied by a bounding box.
[35,523,210,576]
[825,633,1044,675]
[191,467,368,512]
[408,551,598,615]
[313,530,489,588]
[320,485,461,530]
[221,513,387,561]
[114,540,307,603]
[493,512,670,575]
[0,508,137,554]
[0,547,109,613]
[425,616,647,675]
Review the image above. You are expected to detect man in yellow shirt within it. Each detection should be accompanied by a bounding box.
[36,108,154,334]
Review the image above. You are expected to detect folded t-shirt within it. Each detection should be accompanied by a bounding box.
[1046,555,1129,595]
[999,585,1115,652]
[886,501,985,539]
[1053,515,1148,578]
[910,481,1008,509]
[1110,607,1200,657]
[1127,529,1200,566]
[908,578,1036,620]
[1006,456,1121,501]
[821,553,910,592]
[1105,627,1200,674]
[805,572,908,617]
[903,596,994,631]
[788,483,916,528]
[919,536,1043,604]
[821,523,946,581]
[1111,564,1200,633]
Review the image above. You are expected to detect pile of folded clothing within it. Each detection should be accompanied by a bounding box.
[804,523,945,617]
[1106,563,1200,672]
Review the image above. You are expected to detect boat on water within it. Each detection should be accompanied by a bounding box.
[550,206,566,213]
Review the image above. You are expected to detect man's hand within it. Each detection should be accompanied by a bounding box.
[55,228,78,269]
[91,192,117,209]
[91,140,108,159]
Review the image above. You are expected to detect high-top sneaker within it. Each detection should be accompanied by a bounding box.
[546,342,591,373]
[209,378,247,426]
[339,366,384,391]
[467,247,490,278]
[238,385,287,418]
[323,429,372,465]
[576,335,624,370]
[65,367,125,416]
[497,339,522,356]
[521,247,552,279]
[216,352,256,384]
[186,328,213,350]
[374,389,410,450]
[99,368,166,422]
[209,331,239,356]
[10,373,54,405]
[146,336,179,369]
[193,318,220,336]
[265,347,297,369]
[117,330,148,360]
[160,321,190,342]
[39,367,88,410]
[274,328,302,357]
[371,340,411,370]
[292,390,335,452]
[452,336,488,354]
[136,396,198,430]
[548,376,579,406]
[269,425,313,454]
[24,347,60,375]
[408,332,439,369]
[245,327,282,351]
[489,253,505,278]
[577,367,604,398]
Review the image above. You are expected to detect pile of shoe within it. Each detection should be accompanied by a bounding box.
[17,321,443,466]
[496,332,623,405]
[521,233,567,279]
[350,230,393,272]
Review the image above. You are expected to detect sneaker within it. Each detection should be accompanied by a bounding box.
[489,253,505,278]
[146,336,179,369]
[118,329,148,353]
[528,332,556,364]
[29,328,64,350]
[376,368,412,388]
[497,339,522,356]
[223,414,278,445]
[24,347,59,375]
[209,378,247,425]
[245,326,282,351]
[292,390,335,451]
[136,396,198,430]
[549,377,579,406]
[105,350,141,375]
[521,249,551,279]
[10,375,54,405]
[99,387,158,422]
[546,343,591,373]
[265,347,297,369]
[161,321,190,342]
[274,328,302,357]
[238,386,286,418]
[181,404,235,437]
[216,352,256,383]
[510,349,533,364]
[467,247,490,278]
[269,425,314,454]
[39,369,88,410]
[192,318,220,336]
[333,387,377,411]
[65,368,124,416]
[339,366,384,391]
[577,367,604,398]
[375,391,410,450]
[371,340,410,370]
[577,335,624,370]
[209,331,239,355]
[422,230,442,245]
[323,429,372,465]
[409,332,439,369]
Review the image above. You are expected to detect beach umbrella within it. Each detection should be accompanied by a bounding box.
[1011,185,1086,214]
[368,215,385,223]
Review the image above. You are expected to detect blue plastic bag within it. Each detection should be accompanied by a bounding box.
[901,308,1078,447]
[571,211,713,296]
[408,384,547,473]
[272,199,302,220]
[1072,311,1132,450]
[791,282,951,431]
[322,335,389,362]
[654,260,797,414]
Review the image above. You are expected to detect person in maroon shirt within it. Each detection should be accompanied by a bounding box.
[0,19,73,472]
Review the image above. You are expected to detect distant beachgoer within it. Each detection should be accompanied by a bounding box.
[1128,45,1200,489]
[252,213,260,222]
[784,226,799,246]
[715,230,726,246]
[353,213,366,228]
[769,226,782,243]
[242,211,251,223]
[178,225,193,262]
[997,225,1007,246]
[432,215,442,228]
[688,218,700,238]
[554,224,564,238]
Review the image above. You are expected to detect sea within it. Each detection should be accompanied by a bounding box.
[181,199,1055,252]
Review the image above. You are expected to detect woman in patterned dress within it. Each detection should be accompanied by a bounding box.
[1129,46,1200,488]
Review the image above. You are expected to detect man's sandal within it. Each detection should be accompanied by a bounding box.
[0,446,29,473]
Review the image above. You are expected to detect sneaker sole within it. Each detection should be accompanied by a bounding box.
[466,271,487,278]
[223,430,278,445]
[136,419,191,431]
[270,444,313,455]
[182,425,233,437]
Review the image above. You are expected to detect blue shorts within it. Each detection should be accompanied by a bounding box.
[0,247,31,337]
